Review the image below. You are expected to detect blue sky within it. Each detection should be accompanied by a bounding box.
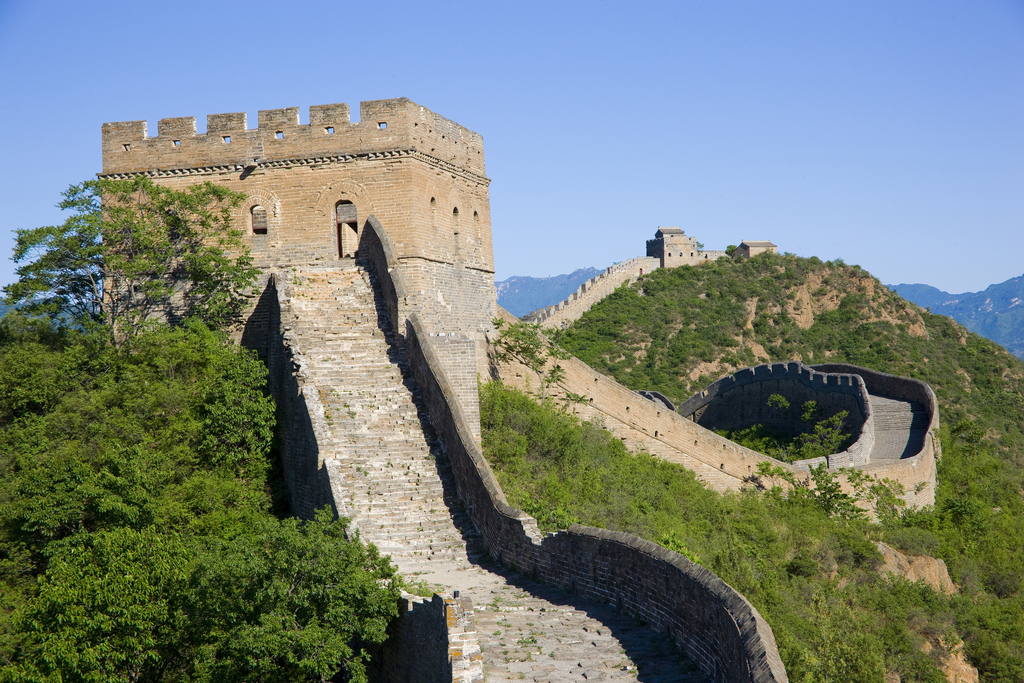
[0,0,1021,293]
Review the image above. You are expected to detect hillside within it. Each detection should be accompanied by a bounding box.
[892,275,1024,359]
[555,252,1024,682]
[496,266,600,316]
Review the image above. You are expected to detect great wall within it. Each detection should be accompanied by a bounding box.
[100,97,938,682]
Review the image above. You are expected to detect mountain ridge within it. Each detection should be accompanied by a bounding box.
[891,274,1024,359]
[496,267,601,317]
[554,252,1024,682]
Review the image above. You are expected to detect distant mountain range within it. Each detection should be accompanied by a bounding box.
[496,267,601,317]
[891,274,1024,359]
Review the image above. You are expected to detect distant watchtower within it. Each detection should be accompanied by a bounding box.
[646,227,706,268]
[100,98,496,338]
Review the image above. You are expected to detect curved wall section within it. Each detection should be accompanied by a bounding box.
[677,362,875,469]
[356,218,788,683]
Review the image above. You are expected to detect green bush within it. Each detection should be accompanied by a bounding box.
[481,381,955,682]
[0,317,400,682]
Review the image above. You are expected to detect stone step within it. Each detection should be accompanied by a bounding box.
[284,263,711,682]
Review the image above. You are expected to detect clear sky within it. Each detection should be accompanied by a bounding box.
[0,0,1021,294]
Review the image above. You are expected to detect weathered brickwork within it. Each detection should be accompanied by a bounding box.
[101,98,497,384]
[677,362,875,469]
[495,307,937,508]
[379,592,483,683]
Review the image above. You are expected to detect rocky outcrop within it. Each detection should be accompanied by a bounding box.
[875,542,957,594]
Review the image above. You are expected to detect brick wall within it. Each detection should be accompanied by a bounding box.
[493,310,935,506]
[403,311,788,683]
[677,362,874,469]
[263,271,336,519]
[378,592,483,683]
[523,257,660,328]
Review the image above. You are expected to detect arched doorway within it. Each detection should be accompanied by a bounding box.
[336,201,358,258]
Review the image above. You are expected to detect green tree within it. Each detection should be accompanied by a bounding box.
[492,318,571,400]
[4,177,258,346]
[0,320,401,681]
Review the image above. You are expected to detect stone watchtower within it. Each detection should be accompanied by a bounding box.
[101,97,496,376]
[646,227,703,268]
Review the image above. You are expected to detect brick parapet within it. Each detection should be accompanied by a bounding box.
[102,98,486,178]
[405,311,788,683]
[360,217,485,440]
[676,362,876,469]
[379,591,483,683]
[523,256,660,327]
[809,363,939,433]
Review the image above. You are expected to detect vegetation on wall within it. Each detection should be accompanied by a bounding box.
[481,381,958,683]
[541,252,1024,682]
[715,395,855,464]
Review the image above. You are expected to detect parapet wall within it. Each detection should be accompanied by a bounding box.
[404,310,787,683]
[102,98,485,177]
[523,257,659,327]
[378,592,483,683]
[810,363,939,432]
[677,362,875,469]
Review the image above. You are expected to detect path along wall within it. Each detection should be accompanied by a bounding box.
[523,257,659,328]
[676,362,875,469]
[811,363,940,509]
[355,220,786,681]
[494,307,936,506]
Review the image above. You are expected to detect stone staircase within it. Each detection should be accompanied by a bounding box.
[283,263,708,682]
[284,265,474,573]
[868,394,930,461]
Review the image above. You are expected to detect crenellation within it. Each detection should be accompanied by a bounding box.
[207,111,246,133]
[309,103,350,127]
[257,106,300,130]
[158,116,197,138]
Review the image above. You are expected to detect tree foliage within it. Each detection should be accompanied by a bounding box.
[0,318,400,682]
[491,318,571,400]
[3,177,259,345]
[552,252,1024,682]
[480,380,957,683]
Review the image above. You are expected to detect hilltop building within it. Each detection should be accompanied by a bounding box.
[736,239,777,258]
[645,227,727,268]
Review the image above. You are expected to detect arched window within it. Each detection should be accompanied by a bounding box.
[336,201,358,258]
[251,205,268,235]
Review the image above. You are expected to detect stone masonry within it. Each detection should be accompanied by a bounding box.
[100,99,787,682]
[269,259,715,682]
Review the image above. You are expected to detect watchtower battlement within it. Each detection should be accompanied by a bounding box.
[102,98,486,178]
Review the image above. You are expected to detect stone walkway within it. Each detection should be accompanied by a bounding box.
[283,263,709,682]
[868,394,929,460]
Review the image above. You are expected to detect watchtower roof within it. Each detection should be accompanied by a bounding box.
[740,240,776,247]
[656,227,685,236]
